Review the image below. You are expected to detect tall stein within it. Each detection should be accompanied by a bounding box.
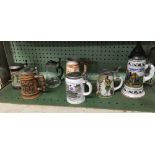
[122,42,155,98]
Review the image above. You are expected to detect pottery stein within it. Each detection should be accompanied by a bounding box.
[66,58,87,75]
[122,42,155,98]
[65,72,92,104]
[20,69,46,99]
[96,70,123,98]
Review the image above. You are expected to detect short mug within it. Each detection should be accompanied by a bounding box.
[20,71,46,99]
[65,72,92,104]
[97,70,123,98]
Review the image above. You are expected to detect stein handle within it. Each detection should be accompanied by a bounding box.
[56,66,64,79]
[114,76,123,91]
[143,64,155,83]
[83,80,92,96]
[35,75,46,92]
[80,61,87,76]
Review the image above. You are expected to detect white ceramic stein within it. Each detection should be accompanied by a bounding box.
[96,70,123,98]
[122,59,155,98]
[65,72,92,104]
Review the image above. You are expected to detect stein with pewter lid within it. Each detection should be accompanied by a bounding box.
[20,68,46,99]
[121,42,155,98]
[96,69,123,98]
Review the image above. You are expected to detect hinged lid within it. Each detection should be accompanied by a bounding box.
[9,63,24,70]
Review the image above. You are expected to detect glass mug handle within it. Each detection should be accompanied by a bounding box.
[83,80,93,96]
[114,76,123,91]
[143,64,155,82]
[56,66,64,79]
[35,75,46,92]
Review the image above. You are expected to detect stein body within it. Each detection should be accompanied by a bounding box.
[97,70,123,98]
[65,72,92,104]
[20,70,46,99]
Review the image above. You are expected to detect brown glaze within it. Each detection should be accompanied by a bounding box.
[20,73,46,99]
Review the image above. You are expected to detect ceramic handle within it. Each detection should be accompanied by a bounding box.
[35,75,46,92]
[114,76,123,91]
[83,80,92,96]
[144,64,155,82]
[80,61,87,76]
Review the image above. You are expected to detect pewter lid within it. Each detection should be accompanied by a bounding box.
[66,72,82,79]
[9,63,24,70]
[129,42,147,60]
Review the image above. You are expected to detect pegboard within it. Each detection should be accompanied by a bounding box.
[4,41,155,72]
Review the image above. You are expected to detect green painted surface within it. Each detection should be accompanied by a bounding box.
[4,41,155,72]
[0,82,155,112]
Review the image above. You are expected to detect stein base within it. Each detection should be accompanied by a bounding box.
[22,93,40,99]
[97,94,112,99]
[121,89,145,99]
[67,98,85,105]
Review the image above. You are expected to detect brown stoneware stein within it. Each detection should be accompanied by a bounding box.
[20,69,46,99]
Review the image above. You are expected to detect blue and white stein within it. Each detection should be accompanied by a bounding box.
[122,43,155,98]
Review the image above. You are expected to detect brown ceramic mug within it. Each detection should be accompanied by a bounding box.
[20,70,46,99]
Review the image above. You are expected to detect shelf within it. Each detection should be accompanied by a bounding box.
[0,82,155,112]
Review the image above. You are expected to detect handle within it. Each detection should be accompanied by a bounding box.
[144,64,155,82]
[56,66,64,79]
[83,80,92,96]
[80,61,87,76]
[114,76,123,91]
[35,75,46,92]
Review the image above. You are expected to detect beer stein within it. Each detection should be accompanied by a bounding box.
[96,69,123,98]
[20,69,46,99]
[9,64,24,89]
[65,72,92,104]
[122,42,155,98]
[66,58,87,75]
[44,59,64,89]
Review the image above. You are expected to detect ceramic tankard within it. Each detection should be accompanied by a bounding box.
[66,58,87,75]
[20,69,46,99]
[96,70,123,98]
[122,42,155,98]
[65,72,92,104]
[122,60,155,98]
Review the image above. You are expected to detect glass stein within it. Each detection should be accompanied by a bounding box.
[45,59,64,89]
